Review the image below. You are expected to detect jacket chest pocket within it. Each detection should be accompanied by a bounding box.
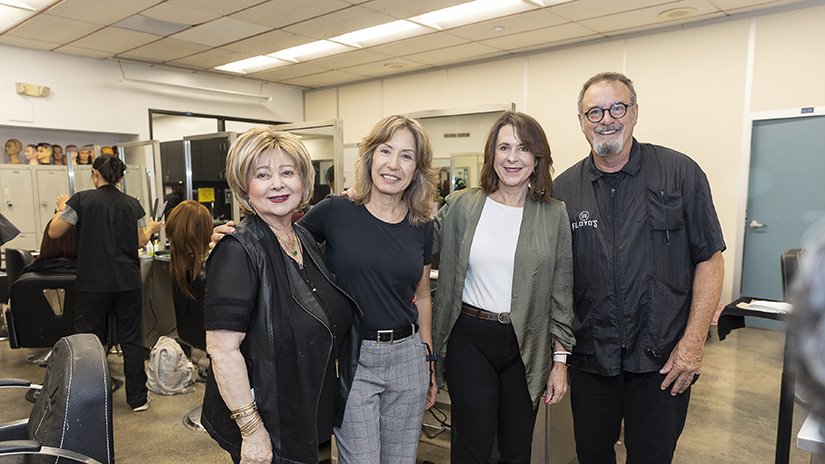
[646,188,684,231]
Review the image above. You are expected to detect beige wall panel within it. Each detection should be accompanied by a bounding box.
[526,41,627,174]
[339,81,383,144]
[383,70,448,115]
[751,4,825,112]
[625,20,750,301]
[305,88,339,122]
[445,58,525,109]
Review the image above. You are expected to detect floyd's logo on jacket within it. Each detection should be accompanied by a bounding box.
[572,210,598,230]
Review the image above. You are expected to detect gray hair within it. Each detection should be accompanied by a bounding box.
[578,72,638,113]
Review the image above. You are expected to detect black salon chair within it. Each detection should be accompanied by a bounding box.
[172,269,207,432]
[6,272,77,350]
[4,248,33,294]
[0,333,114,464]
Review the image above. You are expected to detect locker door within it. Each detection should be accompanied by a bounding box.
[35,166,70,243]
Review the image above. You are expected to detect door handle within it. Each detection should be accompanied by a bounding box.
[749,220,765,229]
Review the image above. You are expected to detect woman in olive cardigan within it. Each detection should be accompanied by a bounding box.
[431,111,575,464]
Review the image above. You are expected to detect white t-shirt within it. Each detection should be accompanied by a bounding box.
[461,196,523,314]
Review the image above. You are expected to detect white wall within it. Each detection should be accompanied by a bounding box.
[305,3,825,303]
[0,44,304,147]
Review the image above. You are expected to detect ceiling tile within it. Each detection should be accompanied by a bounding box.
[547,0,671,22]
[447,9,567,41]
[480,22,599,52]
[248,63,331,81]
[0,35,61,50]
[229,0,353,29]
[359,0,467,19]
[55,45,113,59]
[164,0,265,17]
[168,48,255,69]
[367,31,469,56]
[6,13,101,43]
[116,37,210,62]
[405,42,506,67]
[140,2,221,26]
[344,58,431,78]
[282,6,398,40]
[282,70,367,88]
[172,17,270,47]
[45,0,161,26]
[576,2,723,35]
[67,27,159,53]
[222,30,310,55]
[306,49,392,70]
[708,0,805,13]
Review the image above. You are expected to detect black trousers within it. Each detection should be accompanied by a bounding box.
[569,368,692,464]
[445,312,538,464]
[75,289,148,408]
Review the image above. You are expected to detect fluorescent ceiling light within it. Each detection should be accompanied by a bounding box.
[267,40,353,63]
[409,0,536,30]
[215,55,287,74]
[331,20,429,48]
[0,0,34,11]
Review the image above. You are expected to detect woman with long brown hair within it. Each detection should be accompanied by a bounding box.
[165,200,212,301]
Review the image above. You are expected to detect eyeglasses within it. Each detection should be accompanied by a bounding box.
[583,102,634,123]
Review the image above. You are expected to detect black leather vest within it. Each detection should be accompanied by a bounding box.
[202,215,363,463]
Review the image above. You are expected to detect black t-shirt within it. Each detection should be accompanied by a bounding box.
[299,196,433,331]
[65,185,144,292]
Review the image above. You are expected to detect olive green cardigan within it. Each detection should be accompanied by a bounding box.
[432,187,575,407]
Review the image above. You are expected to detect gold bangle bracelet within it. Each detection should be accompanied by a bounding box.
[229,401,257,420]
[239,413,263,437]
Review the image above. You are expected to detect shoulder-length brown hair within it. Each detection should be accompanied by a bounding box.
[166,200,213,300]
[480,111,554,202]
[225,128,315,216]
[36,220,77,262]
[351,115,438,227]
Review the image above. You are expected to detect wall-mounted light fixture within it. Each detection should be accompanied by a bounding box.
[16,82,50,97]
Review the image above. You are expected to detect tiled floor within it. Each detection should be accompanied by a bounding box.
[0,326,815,463]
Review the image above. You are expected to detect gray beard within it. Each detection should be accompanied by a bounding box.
[593,138,623,157]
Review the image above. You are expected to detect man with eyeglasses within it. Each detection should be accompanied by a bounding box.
[553,72,726,464]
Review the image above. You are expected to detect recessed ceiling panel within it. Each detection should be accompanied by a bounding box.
[54,45,112,59]
[249,63,331,81]
[547,0,670,22]
[141,2,221,25]
[173,17,270,47]
[229,0,352,29]
[360,0,468,20]
[345,58,431,78]
[480,22,598,52]
[116,37,210,62]
[46,0,160,26]
[164,0,264,17]
[6,13,100,43]
[69,27,159,53]
[367,31,469,57]
[307,49,393,70]
[168,47,255,69]
[405,42,506,66]
[282,69,367,88]
[577,2,720,35]
[283,6,398,40]
[0,34,60,50]
[447,9,568,42]
[222,30,309,55]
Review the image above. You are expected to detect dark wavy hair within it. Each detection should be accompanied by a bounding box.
[92,153,127,185]
[166,200,213,300]
[480,111,554,202]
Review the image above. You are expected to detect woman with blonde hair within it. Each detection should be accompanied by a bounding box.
[202,128,363,464]
[213,116,440,463]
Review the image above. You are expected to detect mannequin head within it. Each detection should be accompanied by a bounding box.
[5,139,22,164]
[36,143,53,165]
[25,144,37,164]
[52,145,65,165]
[78,146,93,165]
[66,145,78,164]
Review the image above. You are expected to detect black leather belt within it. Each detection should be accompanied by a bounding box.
[363,324,418,343]
[461,303,511,324]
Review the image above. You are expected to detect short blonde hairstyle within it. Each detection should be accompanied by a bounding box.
[226,128,315,215]
[351,115,437,227]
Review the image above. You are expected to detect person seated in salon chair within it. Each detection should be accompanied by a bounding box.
[20,219,77,277]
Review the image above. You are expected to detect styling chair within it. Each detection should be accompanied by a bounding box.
[0,333,114,464]
[6,272,77,366]
[172,269,207,432]
[4,249,33,295]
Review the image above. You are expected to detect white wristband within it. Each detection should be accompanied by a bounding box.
[553,353,569,364]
